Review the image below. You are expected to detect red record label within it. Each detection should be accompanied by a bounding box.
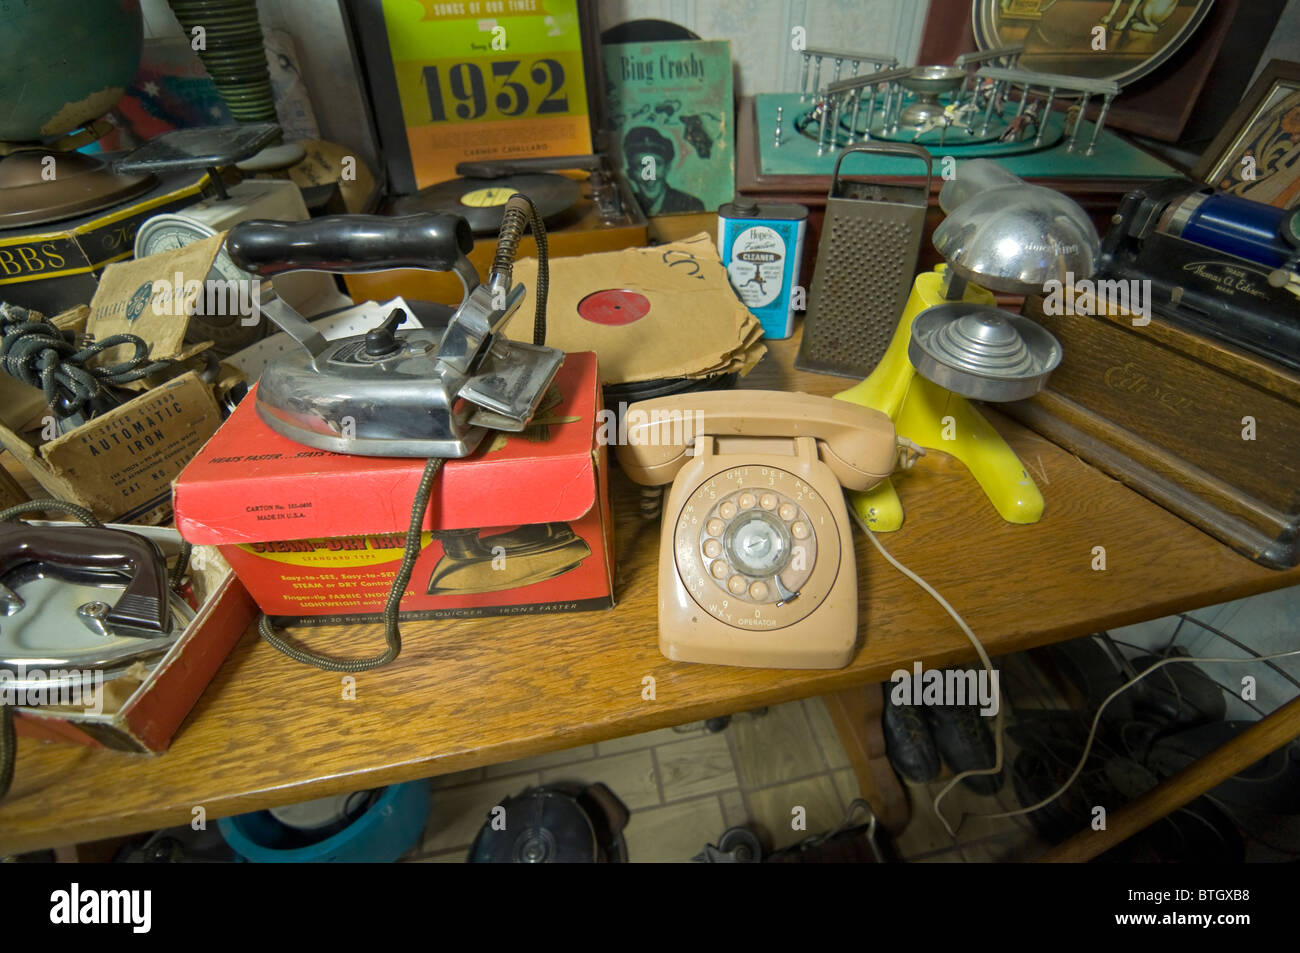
[577,289,652,326]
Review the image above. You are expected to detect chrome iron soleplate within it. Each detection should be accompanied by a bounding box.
[0,569,192,690]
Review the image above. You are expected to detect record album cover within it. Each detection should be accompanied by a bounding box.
[601,39,734,217]
[365,0,595,191]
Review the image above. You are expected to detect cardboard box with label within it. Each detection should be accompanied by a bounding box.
[0,234,228,524]
[0,370,222,524]
[172,352,614,623]
[0,171,209,315]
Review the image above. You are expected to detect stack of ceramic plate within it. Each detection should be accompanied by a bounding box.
[168,0,275,122]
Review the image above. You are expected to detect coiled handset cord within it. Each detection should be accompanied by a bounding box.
[0,499,191,801]
[258,195,550,672]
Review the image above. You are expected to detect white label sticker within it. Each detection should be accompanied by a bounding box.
[727,225,786,309]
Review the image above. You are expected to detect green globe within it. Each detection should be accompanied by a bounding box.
[0,0,143,142]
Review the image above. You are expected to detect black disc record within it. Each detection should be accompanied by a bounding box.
[386,172,581,235]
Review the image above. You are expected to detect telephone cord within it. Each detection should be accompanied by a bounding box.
[849,503,1300,839]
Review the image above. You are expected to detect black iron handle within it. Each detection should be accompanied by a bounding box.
[226,214,475,276]
[0,524,169,634]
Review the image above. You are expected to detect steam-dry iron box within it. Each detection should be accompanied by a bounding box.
[172,352,615,624]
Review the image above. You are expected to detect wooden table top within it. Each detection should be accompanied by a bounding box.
[3,337,1296,854]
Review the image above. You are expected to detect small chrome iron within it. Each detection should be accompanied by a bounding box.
[226,207,564,457]
[0,523,191,687]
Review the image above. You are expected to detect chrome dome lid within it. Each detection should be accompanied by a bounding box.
[933,159,1100,294]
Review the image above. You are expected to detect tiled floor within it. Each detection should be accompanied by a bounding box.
[402,689,1050,863]
[397,606,1300,864]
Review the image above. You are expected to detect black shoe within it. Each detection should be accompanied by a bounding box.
[882,697,941,783]
[926,702,1003,795]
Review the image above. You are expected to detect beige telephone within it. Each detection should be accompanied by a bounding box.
[616,391,897,669]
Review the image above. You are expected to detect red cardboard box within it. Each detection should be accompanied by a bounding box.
[172,352,614,624]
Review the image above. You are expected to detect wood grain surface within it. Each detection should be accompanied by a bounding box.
[2,336,1297,854]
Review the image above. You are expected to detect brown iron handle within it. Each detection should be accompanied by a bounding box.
[0,524,169,634]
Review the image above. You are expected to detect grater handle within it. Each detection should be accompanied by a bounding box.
[830,143,933,197]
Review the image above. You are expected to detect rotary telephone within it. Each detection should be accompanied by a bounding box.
[615,391,897,669]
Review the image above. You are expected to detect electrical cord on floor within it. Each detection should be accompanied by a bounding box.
[0,498,193,801]
[971,645,1300,833]
[0,302,175,425]
[847,503,1003,837]
[257,195,550,673]
[850,503,1300,838]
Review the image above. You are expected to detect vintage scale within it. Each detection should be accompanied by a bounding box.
[835,160,1099,529]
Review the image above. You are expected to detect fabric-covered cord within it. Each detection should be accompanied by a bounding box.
[0,303,174,423]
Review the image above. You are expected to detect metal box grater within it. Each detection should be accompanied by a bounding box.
[796,143,931,378]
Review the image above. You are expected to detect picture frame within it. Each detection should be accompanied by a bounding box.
[971,0,1215,88]
[918,0,1240,142]
[1192,58,1300,210]
[342,0,604,195]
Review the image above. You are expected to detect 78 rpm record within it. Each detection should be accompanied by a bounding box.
[386,172,581,235]
[577,288,652,326]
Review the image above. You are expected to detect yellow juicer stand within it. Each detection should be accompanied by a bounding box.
[834,266,1043,530]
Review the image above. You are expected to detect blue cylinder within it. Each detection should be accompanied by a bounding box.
[1170,192,1289,268]
[218,780,432,863]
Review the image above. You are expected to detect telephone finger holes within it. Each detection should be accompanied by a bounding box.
[691,483,819,605]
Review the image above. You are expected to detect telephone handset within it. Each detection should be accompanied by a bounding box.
[616,391,897,669]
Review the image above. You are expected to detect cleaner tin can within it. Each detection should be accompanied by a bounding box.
[717,197,808,339]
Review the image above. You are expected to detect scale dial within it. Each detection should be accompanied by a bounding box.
[134,212,267,355]
[673,465,839,631]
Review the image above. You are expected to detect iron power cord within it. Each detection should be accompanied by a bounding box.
[491,194,550,347]
[0,303,175,424]
[0,498,192,801]
[257,197,551,672]
[258,457,443,672]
